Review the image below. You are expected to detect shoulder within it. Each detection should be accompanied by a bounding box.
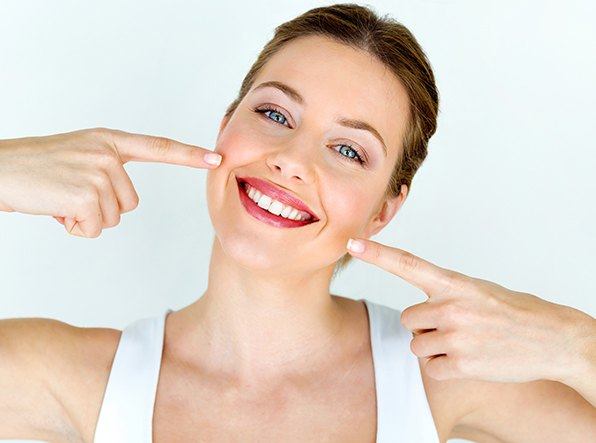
[362,299,408,341]
[0,316,122,440]
[0,316,122,385]
[361,300,482,443]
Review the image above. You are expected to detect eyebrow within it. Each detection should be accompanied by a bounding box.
[252,80,388,157]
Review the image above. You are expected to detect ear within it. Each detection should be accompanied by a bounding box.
[362,184,408,238]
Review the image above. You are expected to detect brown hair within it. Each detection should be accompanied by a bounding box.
[222,3,439,278]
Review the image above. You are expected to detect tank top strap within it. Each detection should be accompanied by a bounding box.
[93,308,173,443]
[363,299,440,443]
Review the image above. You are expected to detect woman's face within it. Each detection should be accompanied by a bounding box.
[206,35,410,274]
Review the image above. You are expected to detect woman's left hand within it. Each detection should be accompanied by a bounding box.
[345,237,594,385]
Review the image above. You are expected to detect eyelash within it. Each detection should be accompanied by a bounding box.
[252,105,367,165]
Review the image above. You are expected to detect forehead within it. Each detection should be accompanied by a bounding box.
[251,35,410,156]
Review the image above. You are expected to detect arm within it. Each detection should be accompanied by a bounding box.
[450,378,596,443]
[554,312,596,406]
[346,238,596,441]
[0,128,220,236]
[450,310,596,443]
[0,318,78,440]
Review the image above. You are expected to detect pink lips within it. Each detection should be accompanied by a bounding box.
[236,176,319,221]
[238,182,316,228]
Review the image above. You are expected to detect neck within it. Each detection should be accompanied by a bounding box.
[170,235,353,385]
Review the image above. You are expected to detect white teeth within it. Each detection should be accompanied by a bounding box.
[268,200,284,216]
[280,205,292,218]
[288,208,299,219]
[243,183,313,221]
[256,194,272,210]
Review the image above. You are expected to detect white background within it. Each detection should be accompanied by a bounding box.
[1,1,594,442]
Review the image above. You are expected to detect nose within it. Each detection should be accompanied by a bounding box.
[265,140,316,184]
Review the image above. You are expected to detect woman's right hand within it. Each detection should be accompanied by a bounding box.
[0,127,223,238]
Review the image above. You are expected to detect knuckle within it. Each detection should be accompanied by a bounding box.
[96,149,120,168]
[88,170,111,190]
[443,269,459,285]
[130,194,140,209]
[86,127,108,138]
[120,193,139,213]
[444,331,463,352]
[464,275,484,292]
[424,360,442,380]
[397,251,418,272]
[442,270,466,293]
[452,356,469,376]
[74,186,97,208]
[439,302,463,322]
[409,337,417,354]
[400,308,412,328]
[476,284,505,310]
[444,272,478,298]
[88,216,103,238]
[372,245,382,261]
[151,136,173,155]
[86,127,114,145]
[105,214,121,228]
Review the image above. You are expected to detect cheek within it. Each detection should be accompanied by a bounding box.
[323,181,374,233]
[215,119,267,165]
[206,120,271,214]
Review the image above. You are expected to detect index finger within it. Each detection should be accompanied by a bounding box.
[347,238,456,296]
[109,129,222,168]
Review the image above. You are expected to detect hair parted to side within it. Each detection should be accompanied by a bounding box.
[222,3,439,279]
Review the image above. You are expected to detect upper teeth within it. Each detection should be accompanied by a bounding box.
[244,183,313,221]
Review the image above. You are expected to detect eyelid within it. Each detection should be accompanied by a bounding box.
[253,104,369,165]
[254,103,294,128]
[334,138,369,164]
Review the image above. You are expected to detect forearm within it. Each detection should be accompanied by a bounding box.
[0,139,14,212]
[556,309,596,407]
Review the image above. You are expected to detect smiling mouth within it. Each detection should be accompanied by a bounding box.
[236,178,319,228]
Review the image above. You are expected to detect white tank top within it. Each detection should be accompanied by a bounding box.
[93,299,440,442]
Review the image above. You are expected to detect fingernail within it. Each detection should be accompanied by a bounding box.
[204,152,222,166]
[347,238,365,253]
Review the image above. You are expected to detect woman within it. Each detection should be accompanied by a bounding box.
[1,3,594,442]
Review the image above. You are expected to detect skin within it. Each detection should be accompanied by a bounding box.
[345,238,596,442]
[0,34,414,442]
[0,127,222,236]
[162,33,596,441]
[165,34,410,385]
[145,34,413,440]
[2,32,593,442]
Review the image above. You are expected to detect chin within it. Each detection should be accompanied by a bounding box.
[215,228,299,272]
[205,168,339,274]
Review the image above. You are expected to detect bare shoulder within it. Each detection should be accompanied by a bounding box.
[417,358,491,442]
[418,358,576,443]
[338,296,481,442]
[0,316,122,441]
[424,363,596,443]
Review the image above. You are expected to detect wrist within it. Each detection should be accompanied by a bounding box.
[554,309,596,388]
[0,141,12,212]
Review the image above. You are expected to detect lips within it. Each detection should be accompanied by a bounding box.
[236,176,319,221]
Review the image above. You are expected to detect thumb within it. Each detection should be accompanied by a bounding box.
[109,130,222,169]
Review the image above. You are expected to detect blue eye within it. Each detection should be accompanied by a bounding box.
[254,105,290,127]
[333,143,365,165]
[253,105,367,165]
